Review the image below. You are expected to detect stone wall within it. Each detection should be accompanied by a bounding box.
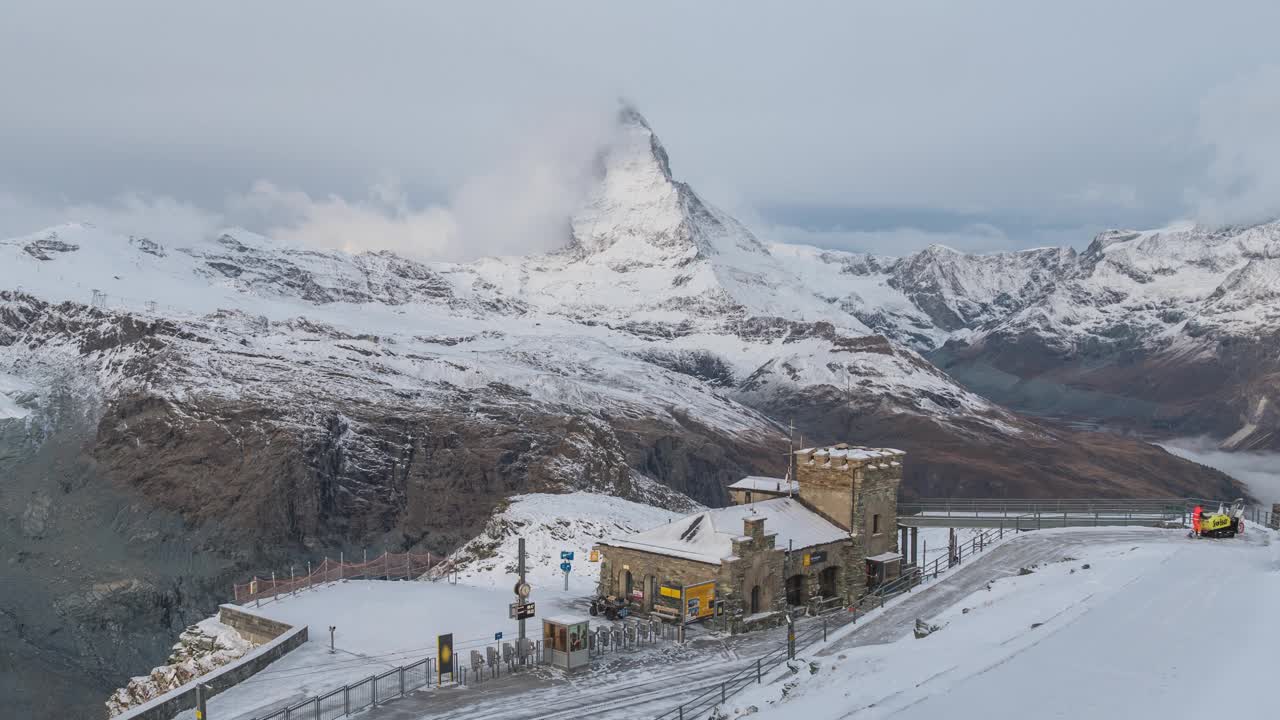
[795,455,857,530]
[728,488,790,506]
[723,521,785,618]
[857,463,901,559]
[780,538,858,608]
[114,607,307,720]
[218,604,296,645]
[595,544,719,610]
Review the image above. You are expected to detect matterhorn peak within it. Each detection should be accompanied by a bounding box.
[567,103,766,263]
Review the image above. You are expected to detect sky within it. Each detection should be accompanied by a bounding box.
[3,0,1280,259]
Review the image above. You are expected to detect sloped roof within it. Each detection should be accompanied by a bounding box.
[601,498,847,565]
[728,476,799,494]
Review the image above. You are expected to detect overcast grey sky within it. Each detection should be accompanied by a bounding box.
[3,0,1280,258]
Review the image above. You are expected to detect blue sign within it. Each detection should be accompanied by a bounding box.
[560,562,572,572]
[560,551,575,561]
[494,631,503,641]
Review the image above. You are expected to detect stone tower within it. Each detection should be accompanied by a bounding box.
[793,444,905,559]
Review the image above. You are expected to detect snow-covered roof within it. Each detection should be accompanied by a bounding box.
[867,552,903,563]
[795,444,904,463]
[545,614,591,626]
[728,476,799,494]
[602,498,847,565]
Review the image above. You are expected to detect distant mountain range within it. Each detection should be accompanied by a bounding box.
[798,220,1280,451]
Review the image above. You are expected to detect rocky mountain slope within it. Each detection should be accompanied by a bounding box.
[0,106,1240,719]
[789,222,1280,450]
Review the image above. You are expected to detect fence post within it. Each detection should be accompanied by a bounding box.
[313,697,320,720]
[370,674,379,706]
[307,560,312,589]
[400,666,406,696]
[757,658,762,683]
[272,571,277,601]
[344,685,350,715]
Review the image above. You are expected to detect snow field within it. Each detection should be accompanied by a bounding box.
[430,492,693,594]
[723,527,1280,719]
[179,580,590,720]
[183,492,689,719]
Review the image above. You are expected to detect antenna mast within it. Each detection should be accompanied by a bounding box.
[787,419,795,497]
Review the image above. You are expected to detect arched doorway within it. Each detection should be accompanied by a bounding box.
[623,570,634,599]
[645,575,657,609]
[819,566,839,598]
[785,574,806,606]
[750,585,762,615]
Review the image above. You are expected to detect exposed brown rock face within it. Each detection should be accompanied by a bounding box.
[760,387,1244,501]
[933,331,1280,451]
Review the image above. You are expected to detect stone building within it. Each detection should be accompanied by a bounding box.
[595,443,905,629]
[726,476,800,505]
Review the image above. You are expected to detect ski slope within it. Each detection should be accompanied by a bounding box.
[727,527,1280,719]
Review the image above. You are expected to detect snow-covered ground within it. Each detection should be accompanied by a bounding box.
[724,526,1280,719]
[430,492,694,594]
[179,580,590,720]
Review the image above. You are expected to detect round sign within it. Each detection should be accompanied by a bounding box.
[515,581,532,598]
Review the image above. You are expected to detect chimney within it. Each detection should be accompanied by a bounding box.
[743,516,766,539]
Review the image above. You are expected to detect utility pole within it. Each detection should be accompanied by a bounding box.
[786,418,795,496]
[517,537,527,649]
[679,584,687,643]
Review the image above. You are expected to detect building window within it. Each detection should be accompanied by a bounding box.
[745,491,753,503]
[750,585,762,615]
[872,513,881,534]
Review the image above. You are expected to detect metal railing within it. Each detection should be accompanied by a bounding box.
[233,551,442,605]
[895,497,1280,530]
[651,609,839,720]
[899,497,1274,529]
[250,645,547,720]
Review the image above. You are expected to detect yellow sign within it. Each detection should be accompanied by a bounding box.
[437,633,454,681]
[803,553,811,567]
[589,550,600,562]
[659,585,682,599]
[684,581,716,621]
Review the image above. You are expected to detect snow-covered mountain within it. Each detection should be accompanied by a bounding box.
[790,221,1280,450]
[0,105,1244,717]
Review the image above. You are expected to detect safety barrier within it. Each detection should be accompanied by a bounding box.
[233,552,441,605]
[250,641,548,720]
[898,497,1274,530]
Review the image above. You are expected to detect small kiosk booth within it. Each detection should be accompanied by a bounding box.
[866,551,903,588]
[542,615,591,672]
